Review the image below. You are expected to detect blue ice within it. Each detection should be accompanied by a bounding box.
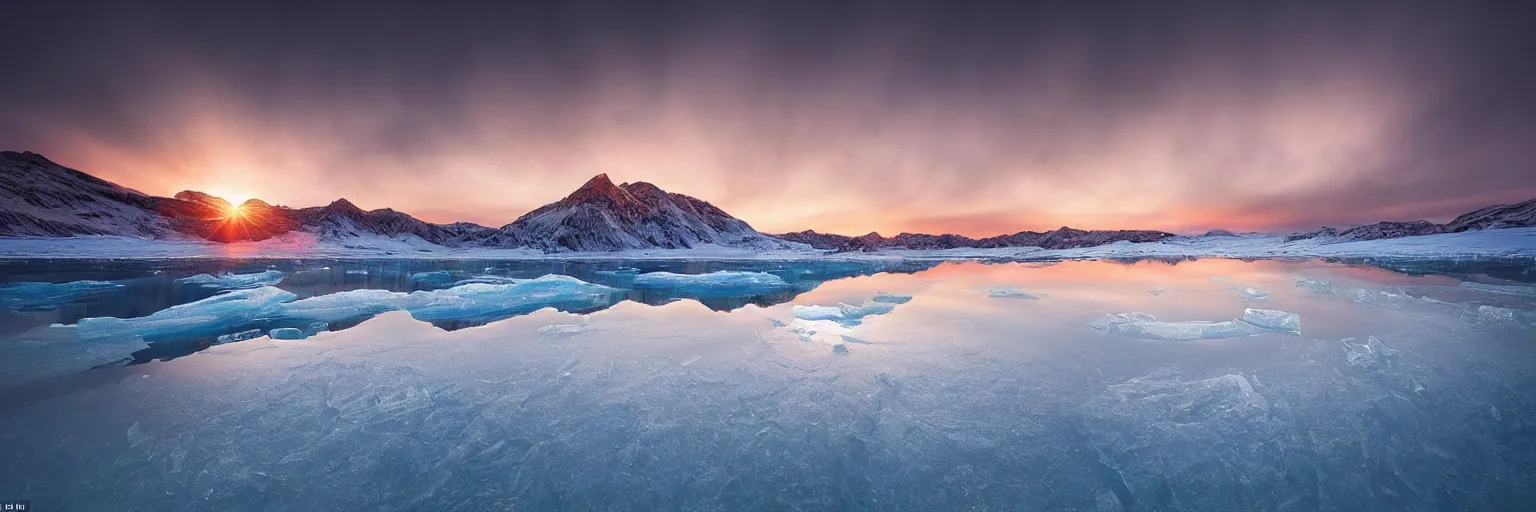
[0,280,125,310]
[632,271,790,298]
[406,275,623,323]
[176,270,284,290]
[78,286,298,342]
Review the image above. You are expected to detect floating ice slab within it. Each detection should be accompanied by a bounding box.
[278,289,413,324]
[1242,308,1301,333]
[1090,309,1304,340]
[78,286,298,343]
[792,305,845,321]
[0,280,125,310]
[783,293,911,343]
[1236,287,1271,301]
[1089,312,1264,340]
[985,287,1039,300]
[869,292,913,304]
[632,271,790,298]
[406,275,622,323]
[785,318,855,342]
[409,270,455,287]
[176,270,284,290]
[1293,276,1332,293]
[452,275,526,286]
[268,327,307,340]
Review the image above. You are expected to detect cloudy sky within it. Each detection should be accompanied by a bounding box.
[2,0,1532,235]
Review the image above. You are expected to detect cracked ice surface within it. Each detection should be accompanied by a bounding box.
[4,259,1536,511]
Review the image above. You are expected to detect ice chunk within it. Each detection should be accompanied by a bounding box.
[451,275,526,286]
[785,318,855,342]
[406,275,622,324]
[0,280,125,310]
[409,270,455,288]
[632,271,790,298]
[215,328,263,344]
[1089,312,1263,340]
[1241,308,1301,334]
[792,305,845,321]
[344,269,369,275]
[176,270,284,290]
[77,286,298,343]
[985,287,1039,299]
[869,292,913,304]
[839,300,896,319]
[1293,276,1332,293]
[268,327,307,340]
[1477,305,1517,322]
[832,343,849,354]
[1236,287,1271,301]
[278,289,412,324]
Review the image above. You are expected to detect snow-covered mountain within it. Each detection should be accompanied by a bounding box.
[1445,198,1536,231]
[0,151,177,237]
[291,199,490,246]
[4,149,1534,253]
[487,174,792,252]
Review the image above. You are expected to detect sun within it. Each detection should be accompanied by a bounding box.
[222,202,246,219]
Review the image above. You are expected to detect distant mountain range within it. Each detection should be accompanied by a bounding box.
[2,150,1533,252]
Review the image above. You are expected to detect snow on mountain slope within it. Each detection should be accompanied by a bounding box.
[1444,198,1536,231]
[291,199,492,246]
[0,151,176,237]
[489,174,793,252]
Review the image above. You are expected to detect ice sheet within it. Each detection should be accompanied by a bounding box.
[77,286,298,343]
[0,280,125,310]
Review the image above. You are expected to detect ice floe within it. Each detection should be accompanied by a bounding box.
[176,270,284,290]
[1242,308,1301,333]
[782,292,912,345]
[869,292,913,304]
[268,327,307,340]
[0,280,125,310]
[1089,308,1302,340]
[632,270,790,298]
[78,286,298,343]
[1235,287,1271,301]
[406,275,623,324]
[68,274,624,343]
[983,286,1039,299]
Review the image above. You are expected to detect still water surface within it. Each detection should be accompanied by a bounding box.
[1,257,1534,511]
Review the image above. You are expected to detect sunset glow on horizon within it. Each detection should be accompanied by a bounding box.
[4,1,1534,236]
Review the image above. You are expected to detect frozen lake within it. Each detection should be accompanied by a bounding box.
[2,257,1535,511]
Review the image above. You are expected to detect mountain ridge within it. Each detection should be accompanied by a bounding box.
[3,150,1534,252]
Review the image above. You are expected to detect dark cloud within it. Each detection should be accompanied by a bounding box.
[1,0,1532,234]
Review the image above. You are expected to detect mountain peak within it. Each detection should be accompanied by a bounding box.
[560,173,645,209]
[325,198,365,214]
[173,190,233,210]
